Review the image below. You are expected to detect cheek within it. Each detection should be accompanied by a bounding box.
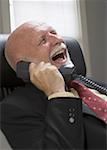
[32,47,50,62]
[40,50,50,62]
[40,45,51,60]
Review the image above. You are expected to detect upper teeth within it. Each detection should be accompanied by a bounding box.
[50,43,66,58]
[53,50,64,57]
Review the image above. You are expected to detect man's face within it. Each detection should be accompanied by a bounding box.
[26,24,68,69]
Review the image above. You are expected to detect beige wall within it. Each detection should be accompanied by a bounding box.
[85,0,106,82]
[0,0,10,33]
[106,1,107,82]
[0,0,3,33]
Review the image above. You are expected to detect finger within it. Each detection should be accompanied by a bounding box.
[29,61,44,72]
[41,62,52,70]
[29,62,44,82]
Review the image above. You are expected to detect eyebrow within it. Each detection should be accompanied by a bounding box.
[37,28,57,45]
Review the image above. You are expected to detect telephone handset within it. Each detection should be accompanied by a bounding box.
[16,61,76,83]
[16,61,107,95]
[16,61,30,82]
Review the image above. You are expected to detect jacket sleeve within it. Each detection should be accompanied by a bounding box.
[1,96,84,150]
[1,102,45,149]
[44,97,84,150]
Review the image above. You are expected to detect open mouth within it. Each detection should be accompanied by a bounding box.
[52,49,66,61]
[50,47,67,67]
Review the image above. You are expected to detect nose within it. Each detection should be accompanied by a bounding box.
[46,32,63,46]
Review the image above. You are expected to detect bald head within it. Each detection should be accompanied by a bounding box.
[5,21,47,70]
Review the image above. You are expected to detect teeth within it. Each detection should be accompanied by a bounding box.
[53,50,64,57]
[50,43,66,58]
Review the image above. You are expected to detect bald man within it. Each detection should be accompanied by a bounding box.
[1,21,107,150]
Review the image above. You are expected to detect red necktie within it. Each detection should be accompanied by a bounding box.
[69,80,107,124]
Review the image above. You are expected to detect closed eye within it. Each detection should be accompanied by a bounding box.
[50,30,57,35]
[41,38,46,44]
[39,36,46,45]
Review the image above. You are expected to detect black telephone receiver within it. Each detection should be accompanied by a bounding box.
[16,61,30,82]
[16,61,107,95]
[16,61,76,83]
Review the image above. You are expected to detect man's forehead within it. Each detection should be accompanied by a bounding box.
[35,23,55,32]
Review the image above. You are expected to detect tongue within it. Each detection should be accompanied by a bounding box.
[54,57,65,63]
[52,53,64,61]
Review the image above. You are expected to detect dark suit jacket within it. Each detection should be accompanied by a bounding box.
[0,83,106,150]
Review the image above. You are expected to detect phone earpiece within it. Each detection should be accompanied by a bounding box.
[16,61,30,82]
[59,65,76,83]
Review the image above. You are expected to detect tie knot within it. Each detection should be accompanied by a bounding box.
[69,80,88,93]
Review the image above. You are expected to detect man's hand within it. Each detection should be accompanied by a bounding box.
[29,62,65,96]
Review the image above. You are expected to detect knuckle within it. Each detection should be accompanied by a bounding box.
[50,65,57,70]
[30,70,37,82]
[30,74,33,82]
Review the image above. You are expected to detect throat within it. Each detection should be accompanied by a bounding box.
[52,53,64,61]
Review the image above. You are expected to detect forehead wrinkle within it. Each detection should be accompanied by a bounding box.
[36,24,54,33]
